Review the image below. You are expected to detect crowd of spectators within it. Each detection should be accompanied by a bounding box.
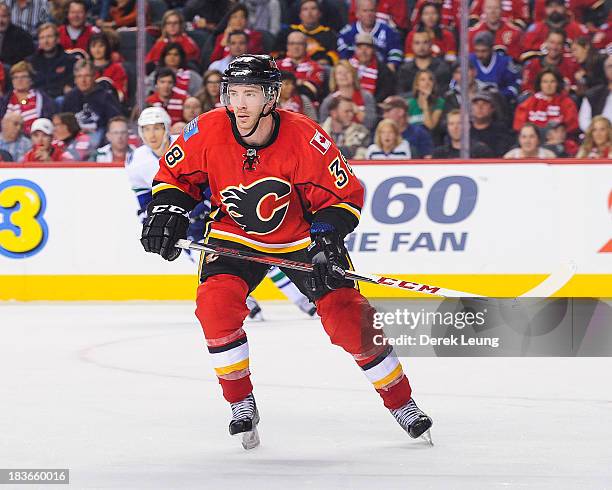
[0,0,610,163]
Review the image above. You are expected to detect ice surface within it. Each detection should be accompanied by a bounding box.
[1,302,611,489]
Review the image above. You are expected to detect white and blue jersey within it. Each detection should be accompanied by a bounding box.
[338,20,403,67]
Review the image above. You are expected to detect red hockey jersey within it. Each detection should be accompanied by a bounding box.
[404,27,457,61]
[520,55,579,93]
[411,0,460,28]
[521,21,589,59]
[277,56,324,98]
[146,92,187,124]
[513,92,579,133]
[58,24,99,58]
[152,109,363,253]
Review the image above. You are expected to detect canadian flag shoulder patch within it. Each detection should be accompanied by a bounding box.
[309,130,332,155]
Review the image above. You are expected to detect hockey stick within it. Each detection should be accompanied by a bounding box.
[176,239,482,298]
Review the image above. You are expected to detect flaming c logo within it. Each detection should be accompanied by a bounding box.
[220,177,291,235]
[598,190,612,253]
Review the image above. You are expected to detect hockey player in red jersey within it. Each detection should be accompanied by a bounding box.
[140,55,433,449]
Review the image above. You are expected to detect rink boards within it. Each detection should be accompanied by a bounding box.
[0,160,610,300]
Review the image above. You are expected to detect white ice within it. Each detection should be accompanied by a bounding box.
[1,302,611,489]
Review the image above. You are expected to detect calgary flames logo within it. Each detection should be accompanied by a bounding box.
[220,177,292,235]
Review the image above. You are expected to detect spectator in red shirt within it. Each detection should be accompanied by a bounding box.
[405,2,457,62]
[22,118,66,162]
[349,32,396,103]
[348,0,410,31]
[87,33,128,103]
[468,0,523,61]
[521,29,580,95]
[145,67,186,125]
[195,69,222,113]
[277,31,325,101]
[514,68,579,134]
[58,0,99,58]
[521,0,589,60]
[145,10,201,72]
[411,0,460,29]
[209,3,263,63]
[0,61,56,136]
[532,0,601,24]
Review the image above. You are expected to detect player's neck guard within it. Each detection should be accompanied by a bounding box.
[227,109,280,151]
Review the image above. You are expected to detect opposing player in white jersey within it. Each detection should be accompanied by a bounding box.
[127,107,316,317]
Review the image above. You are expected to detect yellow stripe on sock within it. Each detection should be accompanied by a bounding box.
[373,364,403,389]
[214,358,249,376]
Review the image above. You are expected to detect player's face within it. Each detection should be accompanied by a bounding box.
[540,73,558,95]
[228,84,269,132]
[592,120,610,147]
[141,123,166,151]
[519,126,539,153]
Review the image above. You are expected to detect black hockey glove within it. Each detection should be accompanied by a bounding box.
[307,222,349,292]
[141,203,189,261]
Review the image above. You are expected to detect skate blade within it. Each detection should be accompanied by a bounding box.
[420,429,434,446]
[241,426,260,450]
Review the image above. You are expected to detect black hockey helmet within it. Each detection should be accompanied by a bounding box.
[221,54,282,108]
[222,54,282,85]
[221,54,282,138]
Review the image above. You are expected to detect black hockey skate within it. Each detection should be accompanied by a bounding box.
[229,393,260,450]
[390,398,433,445]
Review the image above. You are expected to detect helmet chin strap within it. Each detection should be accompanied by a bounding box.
[237,103,275,138]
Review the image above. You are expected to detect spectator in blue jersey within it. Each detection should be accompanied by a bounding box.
[338,0,403,71]
[366,118,412,159]
[61,59,122,148]
[469,30,521,102]
[379,95,433,158]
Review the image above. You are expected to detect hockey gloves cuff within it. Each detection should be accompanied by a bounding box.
[308,222,349,292]
[141,204,189,261]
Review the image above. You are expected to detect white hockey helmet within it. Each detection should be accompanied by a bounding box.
[137,106,171,141]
